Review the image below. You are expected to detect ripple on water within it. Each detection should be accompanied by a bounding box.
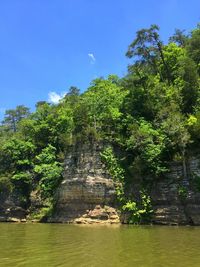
[1,224,200,267]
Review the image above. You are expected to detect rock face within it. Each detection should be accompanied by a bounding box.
[151,158,200,225]
[74,205,120,224]
[51,143,200,225]
[2,141,200,225]
[50,143,119,223]
[0,197,27,222]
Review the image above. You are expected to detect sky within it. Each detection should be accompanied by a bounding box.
[0,0,200,120]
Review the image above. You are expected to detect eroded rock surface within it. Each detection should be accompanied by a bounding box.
[50,143,119,223]
[74,205,120,224]
[151,158,200,225]
[0,198,27,222]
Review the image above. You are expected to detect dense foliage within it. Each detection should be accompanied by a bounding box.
[1,24,200,220]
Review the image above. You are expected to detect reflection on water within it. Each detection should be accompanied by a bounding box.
[0,223,200,267]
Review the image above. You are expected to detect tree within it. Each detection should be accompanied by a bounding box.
[179,57,200,114]
[160,42,185,82]
[121,74,154,120]
[156,103,190,179]
[63,86,80,108]
[3,109,17,132]
[35,101,48,109]
[2,105,30,132]
[16,105,30,121]
[187,24,200,74]
[169,28,188,47]
[126,119,167,176]
[0,138,35,172]
[34,145,62,198]
[126,24,172,84]
[0,138,35,205]
[79,77,128,139]
[67,86,80,96]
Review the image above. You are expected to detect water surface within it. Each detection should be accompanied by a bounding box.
[0,223,200,267]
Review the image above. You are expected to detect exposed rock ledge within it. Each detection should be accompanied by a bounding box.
[49,143,120,223]
[51,205,120,224]
[150,158,200,225]
[0,206,27,222]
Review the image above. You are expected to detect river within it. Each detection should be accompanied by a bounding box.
[0,223,200,267]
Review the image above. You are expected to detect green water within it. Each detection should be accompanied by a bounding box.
[0,224,200,267]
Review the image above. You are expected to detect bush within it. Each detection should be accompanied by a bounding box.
[178,185,188,199]
[122,190,153,224]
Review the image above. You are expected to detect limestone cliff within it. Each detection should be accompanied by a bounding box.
[1,141,200,225]
[151,158,200,225]
[0,192,27,222]
[49,143,120,223]
[51,144,200,225]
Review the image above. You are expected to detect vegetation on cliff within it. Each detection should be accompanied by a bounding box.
[0,24,200,221]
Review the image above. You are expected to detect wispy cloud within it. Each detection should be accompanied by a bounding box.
[48,91,66,104]
[88,53,96,64]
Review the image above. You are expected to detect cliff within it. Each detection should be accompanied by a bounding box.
[0,192,27,222]
[1,143,200,225]
[49,143,120,224]
[151,158,200,225]
[49,144,200,225]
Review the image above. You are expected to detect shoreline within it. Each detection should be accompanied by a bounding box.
[0,217,199,226]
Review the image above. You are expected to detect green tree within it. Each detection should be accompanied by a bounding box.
[0,138,35,173]
[179,57,200,114]
[157,104,190,179]
[2,105,30,132]
[187,24,200,74]
[18,102,74,150]
[80,76,127,139]
[126,24,172,84]
[169,28,188,47]
[34,145,63,198]
[126,119,167,176]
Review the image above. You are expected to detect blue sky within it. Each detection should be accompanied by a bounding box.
[0,0,200,120]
